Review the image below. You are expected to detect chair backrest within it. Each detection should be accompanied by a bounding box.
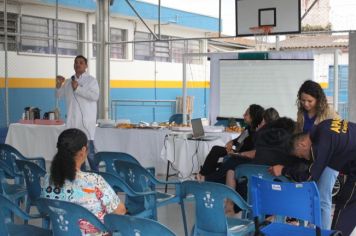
[250,176,322,226]
[15,160,46,202]
[0,194,33,235]
[92,171,157,219]
[0,143,22,177]
[114,160,156,215]
[0,159,18,179]
[95,151,140,175]
[37,198,107,236]
[104,214,176,236]
[114,160,154,193]
[0,127,8,144]
[235,164,290,205]
[181,180,251,235]
[169,113,188,125]
[235,164,290,183]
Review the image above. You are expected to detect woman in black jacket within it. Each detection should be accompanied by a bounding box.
[197,104,264,182]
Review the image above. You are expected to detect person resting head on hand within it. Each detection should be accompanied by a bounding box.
[41,128,126,235]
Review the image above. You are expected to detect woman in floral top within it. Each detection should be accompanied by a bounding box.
[41,128,126,235]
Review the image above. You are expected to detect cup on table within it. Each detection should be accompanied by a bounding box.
[49,112,55,120]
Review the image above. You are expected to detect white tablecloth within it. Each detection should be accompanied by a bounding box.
[160,132,237,179]
[5,123,66,161]
[94,127,171,174]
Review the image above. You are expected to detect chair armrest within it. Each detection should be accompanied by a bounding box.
[148,176,181,186]
[24,157,46,170]
[226,186,252,212]
[146,167,155,176]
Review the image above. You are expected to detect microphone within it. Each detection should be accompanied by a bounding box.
[71,75,77,92]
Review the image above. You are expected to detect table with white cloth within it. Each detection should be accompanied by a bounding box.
[94,127,171,174]
[160,132,237,179]
[5,123,66,161]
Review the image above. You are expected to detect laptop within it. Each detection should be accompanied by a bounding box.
[189,118,219,141]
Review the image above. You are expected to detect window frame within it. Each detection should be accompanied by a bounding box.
[19,14,82,55]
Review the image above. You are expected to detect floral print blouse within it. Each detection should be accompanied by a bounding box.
[41,171,120,235]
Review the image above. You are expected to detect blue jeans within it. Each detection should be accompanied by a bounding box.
[317,167,339,229]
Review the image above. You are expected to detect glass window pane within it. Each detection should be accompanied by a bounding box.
[172,39,185,63]
[0,12,17,51]
[20,16,49,53]
[134,31,153,61]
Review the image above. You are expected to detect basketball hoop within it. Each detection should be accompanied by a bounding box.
[249,25,273,51]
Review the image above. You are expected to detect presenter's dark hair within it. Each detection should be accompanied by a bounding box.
[50,128,87,187]
[248,104,264,130]
[75,55,87,65]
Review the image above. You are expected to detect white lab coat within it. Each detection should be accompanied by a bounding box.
[56,72,99,140]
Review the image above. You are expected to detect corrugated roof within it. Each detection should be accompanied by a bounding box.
[275,34,349,49]
[207,33,256,49]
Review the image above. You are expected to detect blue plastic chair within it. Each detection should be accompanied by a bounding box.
[0,144,46,185]
[15,160,49,227]
[0,195,51,236]
[95,151,155,176]
[104,214,176,236]
[181,180,255,236]
[37,198,108,236]
[250,177,342,236]
[0,161,27,205]
[169,113,189,125]
[235,164,290,203]
[0,127,8,144]
[113,160,187,234]
[90,171,158,219]
[214,120,229,127]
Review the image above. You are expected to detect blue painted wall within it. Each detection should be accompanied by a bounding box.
[0,87,209,126]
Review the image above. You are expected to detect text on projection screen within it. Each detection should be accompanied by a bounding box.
[219,60,313,119]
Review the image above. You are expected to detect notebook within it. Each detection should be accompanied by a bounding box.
[189,118,219,141]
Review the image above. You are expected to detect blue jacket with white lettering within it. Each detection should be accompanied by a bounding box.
[283,119,356,182]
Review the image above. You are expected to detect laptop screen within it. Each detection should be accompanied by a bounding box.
[191,118,205,138]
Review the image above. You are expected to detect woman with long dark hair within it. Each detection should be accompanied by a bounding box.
[197,104,264,182]
[41,128,126,235]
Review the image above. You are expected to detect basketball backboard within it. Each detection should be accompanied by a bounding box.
[236,0,301,36]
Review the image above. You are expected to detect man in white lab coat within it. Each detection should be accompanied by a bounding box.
[56,55,99,170]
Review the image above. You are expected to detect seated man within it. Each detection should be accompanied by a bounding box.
[269,118,356,235]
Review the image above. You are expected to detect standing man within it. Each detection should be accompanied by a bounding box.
[56,55,99,170]
[269,118,356,235]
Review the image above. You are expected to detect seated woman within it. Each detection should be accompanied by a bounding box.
[41,128,126,235]
[197,104,264,182]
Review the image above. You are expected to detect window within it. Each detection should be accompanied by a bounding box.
[134,31,153,61]
[171,39,185,63]
[187,40,201,64]
[0,12,18,51]
[154,35,170,62]
[110,28,127,59]
[92,25,127,59]
[55,21,82,55]
[20,15,82,55]
[134,31,202,64]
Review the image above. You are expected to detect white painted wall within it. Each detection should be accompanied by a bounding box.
[313,49,348,85]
